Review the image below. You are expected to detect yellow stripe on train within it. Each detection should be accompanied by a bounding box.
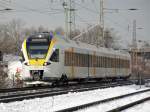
[29,59,45,66]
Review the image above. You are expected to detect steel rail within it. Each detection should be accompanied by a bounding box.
[107,96,150,112]
[55,89,150,112]
[0,86,52,93]
[0,81,133,103]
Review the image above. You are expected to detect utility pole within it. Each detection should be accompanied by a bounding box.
[132,20,137,48]
[63,0,75,40]
[99,0,104,47]
[63,1,68,39]
[68,0,75,39]
[132,19,141,85]
[131,19,137,80]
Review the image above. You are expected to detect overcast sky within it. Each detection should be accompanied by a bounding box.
[0,0,149,45]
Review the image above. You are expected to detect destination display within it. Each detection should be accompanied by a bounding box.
[31,38,48,42]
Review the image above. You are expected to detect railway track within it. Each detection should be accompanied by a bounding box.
[0,80,133,103]
[107,96,150,112]
[0,86,52,93]
[55,88,150,112]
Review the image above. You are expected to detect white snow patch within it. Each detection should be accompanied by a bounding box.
[0,85,149,112]
[123,101,150,112]
[79,90,150,112]
[8,61,22,80]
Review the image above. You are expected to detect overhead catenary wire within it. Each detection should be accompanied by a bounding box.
[74,1,99,14]
[74,1,145,40]
[0,0,145,40]
[0,0,63,15]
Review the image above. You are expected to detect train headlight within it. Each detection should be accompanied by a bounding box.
[43,62,47,66]
[43,62,51,66]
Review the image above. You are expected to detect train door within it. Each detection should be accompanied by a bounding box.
[48,49,61,78]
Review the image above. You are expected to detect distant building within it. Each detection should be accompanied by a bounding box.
[129,47,150,79]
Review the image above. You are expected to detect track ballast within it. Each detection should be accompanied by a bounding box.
[0,80,133,103]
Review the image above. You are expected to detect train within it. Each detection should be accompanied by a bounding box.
[21,32,131,85]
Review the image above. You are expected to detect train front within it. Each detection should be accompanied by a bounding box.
[21,33,55,83]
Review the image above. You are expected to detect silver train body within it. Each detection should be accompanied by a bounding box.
[21,33,131,83]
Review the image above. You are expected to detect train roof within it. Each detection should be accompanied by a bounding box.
[54,34,130,59]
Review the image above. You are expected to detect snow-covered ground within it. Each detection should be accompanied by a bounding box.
[0,54,22,89]
[0,85,149,112]
[79,88,150,112]
[8,61,22,80]
[123,101,150,112]
[4,54,22,80]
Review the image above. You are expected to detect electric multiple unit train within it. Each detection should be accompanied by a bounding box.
[21,32,131,84]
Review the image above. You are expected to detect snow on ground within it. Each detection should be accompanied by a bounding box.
[79,88,150,112]
[4,54,23,80]
[1,54,23,88]
[123,101,150,112]
[0,85,149,112]
[8,61,22,80]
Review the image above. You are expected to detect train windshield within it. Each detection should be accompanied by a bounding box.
[27,37,50,59]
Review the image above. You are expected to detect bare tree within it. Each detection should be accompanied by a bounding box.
[104,28,119,48]
[72,25,119,48]
[0,19,25,54]
[70,29,81,39]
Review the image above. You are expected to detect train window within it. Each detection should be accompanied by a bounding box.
[124,60,126,68]
[90,55,92,67]
[99,56,101,67]
[65,51,68,66]
[118,58,120,68]
[122,59,124,68]
[96,56,98,67]
[101,56,103,67]
[116,58,118,68]
[104,57,106,68]
[113,58,115,68]
[108,57,110,68]
[69,52,71,65]
[103,56,105,68]
[68,52,70,65]
[100,56,102,67]
[110,58,112,68]
[50,49,59,62]
[105,57,107,68]
[74,53,76,66]
[77,53,79,66]
[71,52,73,65]
[106,57,109,68]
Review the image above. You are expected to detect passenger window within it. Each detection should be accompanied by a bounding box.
[50,49,59,62]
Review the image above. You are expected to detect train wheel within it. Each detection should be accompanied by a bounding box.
[60,74,68,85]
[51,80,59,87]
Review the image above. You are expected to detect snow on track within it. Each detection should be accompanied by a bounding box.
[78,90,150,112]
[123,101,150,112]
[0,85,149,112]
